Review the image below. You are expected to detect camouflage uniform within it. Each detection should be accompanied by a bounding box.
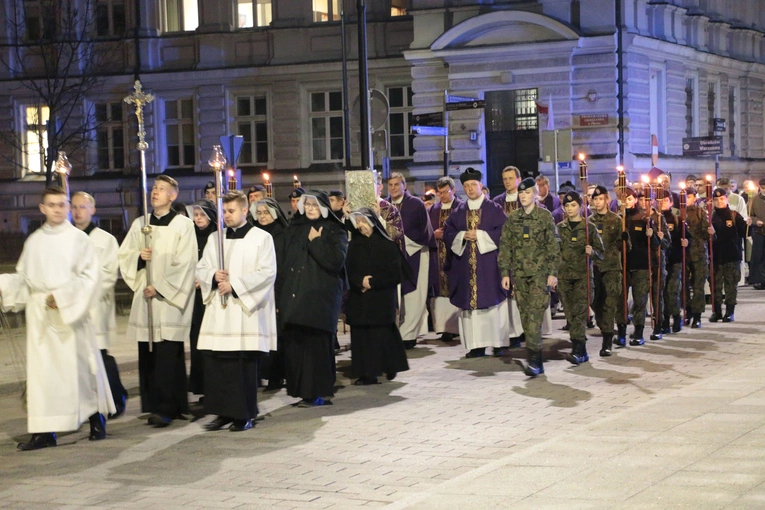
[498,205,560,355]
[591,210,628,336]
[556,218,604,344]
[685,203,709,322]
[648,209,671,338]
[662,208,689,331]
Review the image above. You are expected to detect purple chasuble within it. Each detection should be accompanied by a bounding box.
[539,193,560,212]
[379,198,405,253]
[443,198,507,310]
[389,191,434,295]
[492,191,520,215]
[428,197,462,297]
[609,198,620,213]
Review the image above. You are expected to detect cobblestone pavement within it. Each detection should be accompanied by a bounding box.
[1,289,765,509]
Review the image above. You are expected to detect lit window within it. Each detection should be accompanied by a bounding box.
[23,105,49,175]
[313,0,340,22]
[387,86,414,158]
[164,98,195,167]
[310,91,344,162]
[513,89,538,131]
[235,96,269,164]
[96,0,127,36]
[391,0,408,16]
[165,0,198,32]
[95,102,126,171]
[237,0,272,28]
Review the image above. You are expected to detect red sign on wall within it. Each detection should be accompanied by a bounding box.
[579,114,609,127]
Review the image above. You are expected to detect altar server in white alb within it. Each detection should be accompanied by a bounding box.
[118,175,197,428]
[197,191,277,432]
[71,191,128,417]
[0,187,114,451]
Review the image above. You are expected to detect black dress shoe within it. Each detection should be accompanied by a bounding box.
[492,347,505,357]
[753,283,765,290]
[148,413,173,428]
[89,413,107,441]
[108,395,127,419]
[386,372,397,381]
[465,348,486,358]
[204,416,233,431]
[229,419,253,432]
[403,340,416,350]
[17,433,57,451]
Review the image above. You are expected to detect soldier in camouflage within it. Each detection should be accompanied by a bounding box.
[683,187,709,328]
[498,177,560,377]
[660,192,690,334]
[556,191,604,365]
[590,185,630,357]
[647,189,671,341]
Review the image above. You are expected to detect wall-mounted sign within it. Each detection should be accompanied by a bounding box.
[579,114,609,127]
[682,136,723,156]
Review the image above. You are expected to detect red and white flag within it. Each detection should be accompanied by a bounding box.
[651,134,659,166]
[546,94,555,131]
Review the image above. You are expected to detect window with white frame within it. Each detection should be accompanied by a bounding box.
[237,0,272,28]
[387,86,414,158]
[165,0,198,32]
[96,217,122,235]
[310,91,344,162]
[96,0,127,36]
[95,102,126,171]
[707,80,719,136]
[728,85,739,157]
[312,0,340,22]
[235,95,269,165]
[164,98,195,168]
[649,68,666,151]
[685,77,695,139]
[23,0,54,40]
[23,104,49,175]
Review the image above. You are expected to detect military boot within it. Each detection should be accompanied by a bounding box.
[564,340,589,365]
[709,304,723,322]
[630,325,645,346]
[523,349,545,377]
[600,333,613,357]
[672,315,682,333]
[722,305,735,323]
[650,323,663,341]
[691,313,702,329]
[684,309,692,326]
[661,314,672,335]
[615,324,627,347]
[89,413,106,441]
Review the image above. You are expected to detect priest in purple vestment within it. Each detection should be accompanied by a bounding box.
[387,172,434,349]
[535,175,561,212]
[428,176,462,342]
[444,168,509,358]
[492,165,521,215]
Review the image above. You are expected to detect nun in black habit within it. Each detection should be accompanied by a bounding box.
[252,197,289,390]
[279,190,348,407]
[346,208,410,385]
[186,199,217,397]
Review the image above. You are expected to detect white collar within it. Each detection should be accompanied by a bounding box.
[505,191,518,201]
[391,196,403,205]
[441,199,454,210]
[467,195,484,210]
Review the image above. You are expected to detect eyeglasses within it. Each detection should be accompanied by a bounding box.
[304,201,320,209]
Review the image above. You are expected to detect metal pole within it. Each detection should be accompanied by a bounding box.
[357,0,372,170]
[553,129,560,191]
[618,167,628,324]
[443,90,449,177]
[124,80,155,351]
[209,145,228,309]
[706,176,715,311]
[616,0,625,167]
[680,187,687,325]
[579,155,590,307]
[715,154,719,181]
[341,9,351,171]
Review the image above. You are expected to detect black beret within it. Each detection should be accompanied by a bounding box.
[563,190,582,205]
[518,177,537,192]
[557,180,575,194]
[591,185,609,198]
[459,167,482,184]
[288,187,306,199]
[248,185,266,193]
[759,178,765,187]
[712,187,728,198]
[685,187,698,196]
[328,190,345,198]
[622,186,637,198]
[203,181,215,191]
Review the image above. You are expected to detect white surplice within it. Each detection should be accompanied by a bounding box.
[0,222,115,433]
[399,243,430,341]
[117,214,197,343]
[196,227,278,352]
[88,227,119,350]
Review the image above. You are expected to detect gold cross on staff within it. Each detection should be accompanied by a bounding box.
[124,80,154,150]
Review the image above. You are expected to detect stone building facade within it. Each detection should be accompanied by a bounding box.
[0,0,763,237]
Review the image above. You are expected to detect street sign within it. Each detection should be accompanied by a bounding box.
[411,125,447,136]
[447,95,479,103]
[713,118,726,133]
[445,100,485,112]
[682,136,723,156]
[413,112,443,127]
[557,162,572,169]
[220,135,244,164]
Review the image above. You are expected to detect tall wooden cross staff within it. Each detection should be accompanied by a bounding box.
[124,80,156,351]
[617,166,628,324]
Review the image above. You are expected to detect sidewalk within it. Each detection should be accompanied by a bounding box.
[0,288,764,508]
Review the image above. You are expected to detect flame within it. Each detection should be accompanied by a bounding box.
[679,182,686,190]
[228,169,234,177]
[616,165,624,173]
[293,175,298,181]
[578,153,586,161]
[263,173,269,182]
[706,174,713,182]
[641,175,649,184]
[748,181,756,191]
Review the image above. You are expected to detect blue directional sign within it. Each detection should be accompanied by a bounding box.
[220,135,244,164]
[447,95,480,103]
[411,125,448,136]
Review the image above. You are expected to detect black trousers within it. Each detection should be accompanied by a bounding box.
[100,349,127,409]
[138,341,189,417]
[203,351,260,421]
[188,289,205,395]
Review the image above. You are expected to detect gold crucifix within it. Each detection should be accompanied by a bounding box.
[124,80,154,151]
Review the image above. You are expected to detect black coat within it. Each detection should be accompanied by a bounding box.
[345,229,402,326]
[278,214,348,333]
[712,206,748,264]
